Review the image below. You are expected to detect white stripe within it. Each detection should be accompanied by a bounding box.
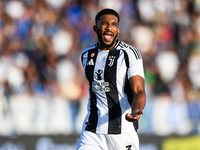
[116,51,132,133]
[94,50,109,133]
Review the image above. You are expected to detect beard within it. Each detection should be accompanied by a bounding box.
[96,30,118,48]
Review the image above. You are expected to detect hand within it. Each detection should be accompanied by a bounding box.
[125,110,144,122]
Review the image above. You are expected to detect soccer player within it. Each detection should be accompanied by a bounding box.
[76,8,146,150]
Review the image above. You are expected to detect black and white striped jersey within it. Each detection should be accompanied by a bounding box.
[81,39,144,134]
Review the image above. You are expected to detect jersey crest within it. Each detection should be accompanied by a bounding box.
[108,56,116,67]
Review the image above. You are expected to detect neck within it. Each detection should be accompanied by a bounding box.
[97,40,117,50]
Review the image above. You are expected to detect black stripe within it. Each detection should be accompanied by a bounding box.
[133,47,141,59]
[123,50,139,132]
[104,48,121,134]
[129,47,139,59]
[85,48,98,133]
[117,40,141,60]
[122,50,133,106]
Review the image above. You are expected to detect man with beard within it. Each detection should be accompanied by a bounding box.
[76,8,146,150]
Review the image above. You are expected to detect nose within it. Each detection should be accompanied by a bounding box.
[105,23,113,30]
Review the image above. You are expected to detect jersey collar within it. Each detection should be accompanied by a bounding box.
[95,39,120,50]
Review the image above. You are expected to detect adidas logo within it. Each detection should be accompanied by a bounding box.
[87,59,94,65]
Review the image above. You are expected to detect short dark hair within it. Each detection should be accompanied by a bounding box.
[95,8,120,24]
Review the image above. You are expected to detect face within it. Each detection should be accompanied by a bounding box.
[94,14,120,50]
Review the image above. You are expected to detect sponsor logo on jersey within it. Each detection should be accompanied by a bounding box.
[87,59,94,65]
[92,69,110,92]
[92,81,110,92]
[95,69,103,80]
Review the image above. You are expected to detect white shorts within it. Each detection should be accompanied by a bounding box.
[76,129,139,150]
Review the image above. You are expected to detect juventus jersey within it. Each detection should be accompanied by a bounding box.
[81,39,145,134]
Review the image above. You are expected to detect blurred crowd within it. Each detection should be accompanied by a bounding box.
[0,0,200,136]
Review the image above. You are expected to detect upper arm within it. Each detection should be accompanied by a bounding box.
[129,75,145,94]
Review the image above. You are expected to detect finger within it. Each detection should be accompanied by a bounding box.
[135,110,144,115]
[125,113,137,122]
[140,111,144,115]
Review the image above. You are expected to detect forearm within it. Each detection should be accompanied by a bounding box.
[126,75,146,122]
[126,90,146,122]
[132,90,146,112]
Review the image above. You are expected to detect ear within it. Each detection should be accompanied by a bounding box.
[93,25,97,33]
[117,28,120,34]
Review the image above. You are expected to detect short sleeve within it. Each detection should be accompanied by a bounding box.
[127,50,145,79]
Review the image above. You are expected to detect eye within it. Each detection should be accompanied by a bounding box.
[101,21,108,26]
[112,23,118,27]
